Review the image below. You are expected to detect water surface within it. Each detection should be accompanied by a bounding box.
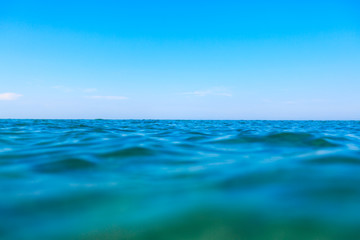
[1,120,360,239]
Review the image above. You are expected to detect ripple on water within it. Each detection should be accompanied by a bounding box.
[210,132,339,148]
[99,146,156,158]
[33,158,97,173]
[304,155,360,165]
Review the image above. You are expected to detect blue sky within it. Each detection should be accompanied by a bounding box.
[1,0,359,119]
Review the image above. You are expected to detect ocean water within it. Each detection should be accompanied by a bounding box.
[1,120,360,240]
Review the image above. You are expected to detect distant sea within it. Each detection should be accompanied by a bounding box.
[1,120,360,239]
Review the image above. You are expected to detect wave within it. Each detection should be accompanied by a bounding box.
[0,120,360,239]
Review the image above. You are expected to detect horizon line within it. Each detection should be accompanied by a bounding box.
[0,118,359,121]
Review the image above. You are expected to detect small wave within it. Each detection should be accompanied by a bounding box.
[210,132,339,148]
[99,146,156,158]
[33,158,96,173]
[305,155,360,165]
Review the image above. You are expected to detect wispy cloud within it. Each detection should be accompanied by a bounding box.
[53,86,99,93]
[262,99,300,105]
[88,95,128,100]
[262,98,329,105]
[52,85,73,92]
[283,100,298,105]
[0,92,22,101]
[52,85,126,100]
[83,88,98,93]
[182,88,232,97]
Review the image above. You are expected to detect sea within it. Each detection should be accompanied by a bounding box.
[1,120,360,239]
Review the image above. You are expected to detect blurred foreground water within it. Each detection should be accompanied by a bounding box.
[1,120,360,239]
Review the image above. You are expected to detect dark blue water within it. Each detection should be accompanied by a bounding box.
[1,120,360,239]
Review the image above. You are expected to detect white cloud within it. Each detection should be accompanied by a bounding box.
[83,88,98,93]
[283,101,298,105]
[262,99,329,105]
[88,95,128,100]
[53,86,100,93]
[0,92,23,101]
[182,88,232,97]
[52,85,73,92]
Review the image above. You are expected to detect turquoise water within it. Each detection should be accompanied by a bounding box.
[1,120,360,239]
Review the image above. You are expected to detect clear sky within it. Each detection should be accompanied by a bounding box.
[1,0,359,120]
